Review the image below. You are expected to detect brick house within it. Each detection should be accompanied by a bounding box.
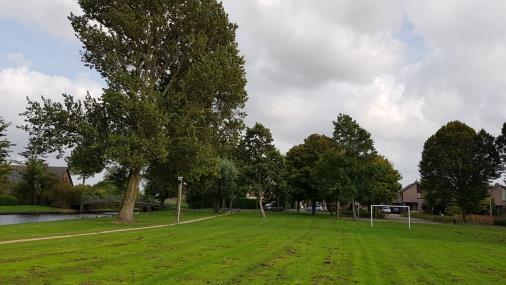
[397,181,425,211]
[490,183,506,208]
[8,165,74,187]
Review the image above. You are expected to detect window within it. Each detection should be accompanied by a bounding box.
[417,192,423,199]
[502,189,506,202]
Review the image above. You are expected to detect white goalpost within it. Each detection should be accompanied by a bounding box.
[370,205,411,229]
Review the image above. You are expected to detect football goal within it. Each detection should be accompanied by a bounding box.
[370,205,411,229]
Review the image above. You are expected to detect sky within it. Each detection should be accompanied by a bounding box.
[1,0,506,186]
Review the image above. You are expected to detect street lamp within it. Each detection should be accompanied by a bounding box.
[177,176,183,224]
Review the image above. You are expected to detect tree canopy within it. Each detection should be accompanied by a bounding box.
[21,0,247,223]
[419,121,502,221]
[0,117,13,185]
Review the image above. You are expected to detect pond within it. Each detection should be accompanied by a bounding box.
[0,213,116,226]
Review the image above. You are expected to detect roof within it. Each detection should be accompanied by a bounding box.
[400,181,422,194]
[7,164,71,184]
[490,183,506,192]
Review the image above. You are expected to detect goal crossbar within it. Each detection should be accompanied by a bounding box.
[370,205,411,229]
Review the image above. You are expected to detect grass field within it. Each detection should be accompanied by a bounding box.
[0,211,505,284]
[0,205,68,214]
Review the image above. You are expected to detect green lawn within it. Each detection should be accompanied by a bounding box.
[0,211,505,284]
[0,205,68,214]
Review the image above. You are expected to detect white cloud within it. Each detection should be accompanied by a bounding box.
[2,1,506,186]
[0,64,103,163]
[0,0,80,41]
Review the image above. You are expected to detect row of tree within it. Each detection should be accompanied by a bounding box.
[285,114,401,219]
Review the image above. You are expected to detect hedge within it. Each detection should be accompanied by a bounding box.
[0,195,19,205]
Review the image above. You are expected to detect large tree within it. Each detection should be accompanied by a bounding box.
[0,117,13,185]
[332,113,377,219]
[22,0,247,223]
[240,123,284,218]
[285,134,334,214]
[419,121,502,222]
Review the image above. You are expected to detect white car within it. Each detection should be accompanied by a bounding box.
[382,207,392,213]
[305,205,324,213]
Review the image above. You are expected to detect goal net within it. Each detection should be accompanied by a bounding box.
[370,205,411,229]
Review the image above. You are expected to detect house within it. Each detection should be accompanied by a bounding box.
[489,183,506,208]
[397,181,425,211]
[8,164,74,187]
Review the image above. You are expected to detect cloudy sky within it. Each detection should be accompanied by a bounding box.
[1,0,506,185]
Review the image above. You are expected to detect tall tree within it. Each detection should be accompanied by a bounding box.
[419,121,502,222]
[285,134,334,214]
[332,114,377,219]
[0,117,13,185]
[22,0,247,223]
[240,123,283,218]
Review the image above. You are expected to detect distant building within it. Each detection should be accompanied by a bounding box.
[490,183,506,208]
[8,165,73,187]
[397,181,425,211]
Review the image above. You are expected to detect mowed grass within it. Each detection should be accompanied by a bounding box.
[0,205,66,214]
[0,209,216,242]
[0,211,505,285]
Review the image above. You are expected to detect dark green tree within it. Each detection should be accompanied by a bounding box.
[332,114,378,219]
[313,149,356,218]
[285,134,334,214]
[22,0,247,223]
[0,117,13,185]
[419,121,502,222]
[332,114,377,159]
[240,123,284,218]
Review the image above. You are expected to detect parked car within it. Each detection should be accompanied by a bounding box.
[265,203,284,211]
[382,207,392,213]
[305,205,325,213]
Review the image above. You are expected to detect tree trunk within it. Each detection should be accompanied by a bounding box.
[116,167,141,223]
[461,208,468,224]
[222,197,226,210]
[259,192,266,218]
[296,200,300,212]
[159,198,165,209]
[312,200,316,215]
[337,201,340,219]
[351,199,357,221]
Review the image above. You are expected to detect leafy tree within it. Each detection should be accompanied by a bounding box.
[212,158,239,211]
[332,114,377,159]
[285,134,334,214]
[21,0,247,223]
[332,114,377,219]
[240,123,284,218]
[0,117,13,185]
[419,121,502,222]
[496,122,506,178]
[365,155,402,204]
[313,149,356,218]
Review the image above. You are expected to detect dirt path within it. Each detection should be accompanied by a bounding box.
[0,213,228,245]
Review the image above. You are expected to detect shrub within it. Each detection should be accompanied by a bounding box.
[0,194,19,205]
[494,217,506,227]
[41,183,81,208]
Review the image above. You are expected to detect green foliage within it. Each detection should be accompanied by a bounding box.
[285,134,334,208]
[41,183,80,209]
[0,194,18,205]
[419,121,502,220]
[14,154,59,205]
[332,113,377,158]
[0,117,13,184]
[240,123,285,201]
[21,0,247,222]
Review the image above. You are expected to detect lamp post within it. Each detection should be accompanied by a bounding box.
[177,176,183,224]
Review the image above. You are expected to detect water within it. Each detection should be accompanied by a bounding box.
[0,213,116,226]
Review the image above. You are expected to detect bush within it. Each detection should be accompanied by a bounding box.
[41,183,81,209]
[0,194,19,205]
[494,217,506,227]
